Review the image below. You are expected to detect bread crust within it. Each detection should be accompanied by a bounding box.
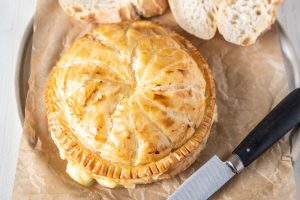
[169,0,282,45]
[217,0,282,46]
[132,0,169,17]
[59,0,168,24]
[46,21,216,187]
[168,0,220,40]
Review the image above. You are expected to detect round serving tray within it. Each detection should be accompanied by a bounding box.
[15,17,33,123]
[15,18,300,195]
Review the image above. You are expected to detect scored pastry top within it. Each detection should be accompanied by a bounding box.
[46,21,215,184]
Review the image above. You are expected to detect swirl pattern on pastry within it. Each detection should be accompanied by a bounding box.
[46,21,215,187]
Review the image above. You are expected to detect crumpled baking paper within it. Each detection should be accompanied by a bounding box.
[12,0,296,199]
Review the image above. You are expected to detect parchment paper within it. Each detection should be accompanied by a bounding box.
[12,0,296,199]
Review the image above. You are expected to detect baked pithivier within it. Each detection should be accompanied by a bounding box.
[46,21,216,188]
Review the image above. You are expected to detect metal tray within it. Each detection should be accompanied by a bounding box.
[15,18,300,197]
[15,18,33,122]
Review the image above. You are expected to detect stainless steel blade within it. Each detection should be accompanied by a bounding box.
[168,156,236,200]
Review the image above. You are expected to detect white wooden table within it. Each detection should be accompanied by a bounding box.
[0,1,299,200]
[0,1,34,200]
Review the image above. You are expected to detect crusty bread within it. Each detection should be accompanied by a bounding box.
[132,0,168,17]
[168,0,220,40]
[59,0,168,24]
[217,0,281,46]
[169,0,282,46]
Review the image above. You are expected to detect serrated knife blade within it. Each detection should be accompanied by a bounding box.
[168,156,236,200]
[168,89,300,200]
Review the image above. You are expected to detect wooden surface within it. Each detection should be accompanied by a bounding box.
[0,1,34,200]
[0,1,299,200]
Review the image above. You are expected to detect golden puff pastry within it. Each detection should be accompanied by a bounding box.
[46,21,216,188]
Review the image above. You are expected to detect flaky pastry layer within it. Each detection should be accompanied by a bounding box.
[46,21,216,187]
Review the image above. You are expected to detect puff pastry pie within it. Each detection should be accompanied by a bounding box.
[46,21,216,188]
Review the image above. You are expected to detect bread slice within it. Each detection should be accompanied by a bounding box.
[132,0,168,17]
[168,0,220,40]
[169,0,281,45]
[217,0,282,46]
[59,0,168,24]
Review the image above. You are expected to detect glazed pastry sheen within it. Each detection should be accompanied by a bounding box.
[46,21,216,187]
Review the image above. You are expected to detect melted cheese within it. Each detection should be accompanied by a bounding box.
[96,178,118,188]
[96,178,136,188]
[66,160,136,188]
[51,132,67,159]
[66,161,95,186]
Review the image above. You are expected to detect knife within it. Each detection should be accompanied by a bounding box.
[168,88,300,200]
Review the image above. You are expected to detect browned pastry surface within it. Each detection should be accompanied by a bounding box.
[46,21,216,187]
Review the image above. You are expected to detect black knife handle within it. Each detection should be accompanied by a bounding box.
[233,88,300,167]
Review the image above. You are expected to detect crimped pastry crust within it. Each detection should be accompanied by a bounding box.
[46,21,216,187]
